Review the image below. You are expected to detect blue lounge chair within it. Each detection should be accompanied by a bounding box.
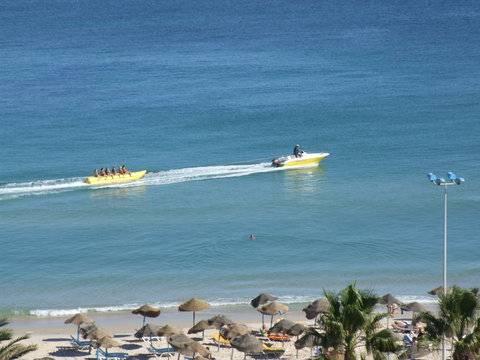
[147,344,176,359]
[96,347,128,360]
[70,335,92,351]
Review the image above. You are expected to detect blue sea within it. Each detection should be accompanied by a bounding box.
[1,1,479,317]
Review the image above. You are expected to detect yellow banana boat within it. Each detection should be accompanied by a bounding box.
[84,170,147,185]
[271,152,329,168]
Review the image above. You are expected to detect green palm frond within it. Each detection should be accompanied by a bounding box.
[0,320,37,360]
[0,330,12,343]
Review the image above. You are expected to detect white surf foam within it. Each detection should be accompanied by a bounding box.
[0,163,279,201]
[27,295,438,317]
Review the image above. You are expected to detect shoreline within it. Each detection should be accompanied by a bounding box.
[3,294,438,320]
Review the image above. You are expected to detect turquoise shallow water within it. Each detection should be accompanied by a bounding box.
[1,1,480,316]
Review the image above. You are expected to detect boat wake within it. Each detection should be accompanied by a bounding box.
[0,162,278,201]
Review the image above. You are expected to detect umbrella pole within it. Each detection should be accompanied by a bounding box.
[193,311,196,327]
[261,314,264,329]
[143,315,146,326]
[270,315,273,328]
[296,336,299,358]
[177,353,181,360]
[202,330,205,340]
[77,324,80,341]
[231,348,234,360]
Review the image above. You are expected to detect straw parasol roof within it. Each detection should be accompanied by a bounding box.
[132,304,161,318]
[379,293,403,306]
[157,324,181,337]
[403,302,427,313]
[87,328,111,341]
[135,324,161,339]
[186,341,210,357]
[208,315,234,329]
[179,298,209,312]
[250,293,278,309]
[230,334,263,354]
[168,334,210,357]
[79,322,98,339]
[179,298,210,326]
[96,336,120,349]
[428,286,449,296]
[220,323,250,340]
[168,333,192,348]
[269,319,295,333]
[302,298,329,320]
[188,320,213,334]
[64,313,92,325]
[294,328,322,350]
[258,301,289,315]
[287,323,307,337]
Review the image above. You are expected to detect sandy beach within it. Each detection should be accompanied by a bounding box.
[9,306,442,360]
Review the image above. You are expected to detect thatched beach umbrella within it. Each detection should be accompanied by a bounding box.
[208,315,234,329]
[188,320,213,340]
[287,323,307,337]
[428,286,449,296]
[220,323,250,340]
[168,333,210,359]
[179,298,209,326]
[379,293,403,329]
[379,293,402,306]
[287,323,307,358]
[258,301,289,328]
[403,302,427,328]
[95,336,120,359]
[132,304,161,327]
[135,323,161,340]
[79,322,99,339]
[65,313,93,340]
[157,324,181,337]
[302,298,329,321]
[250,293,278,309]
[269,319,295,333]
[295,328,322,358]
[230,334,263,360]
[403,302,426,313]
[87,327,111,341]
[251,293,278,328]
[269,319,298,350]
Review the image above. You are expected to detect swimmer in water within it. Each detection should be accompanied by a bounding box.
[248,234,256,240]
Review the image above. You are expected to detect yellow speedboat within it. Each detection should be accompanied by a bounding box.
[84,170,147,185]
[271,152,329,168]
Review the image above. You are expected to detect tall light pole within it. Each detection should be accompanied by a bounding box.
[427,171,464,360]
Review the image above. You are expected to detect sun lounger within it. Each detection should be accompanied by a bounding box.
[70,335,92,351]
[147,344,176,359]
[267,333,290,342]
[211,332,231,347]
[142,336,163,343]
[96,348,128,360]
[262,343,286,358]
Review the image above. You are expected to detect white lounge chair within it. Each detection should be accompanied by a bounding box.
[147,344,176,359]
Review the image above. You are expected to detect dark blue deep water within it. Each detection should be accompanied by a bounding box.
[1,1,479,316]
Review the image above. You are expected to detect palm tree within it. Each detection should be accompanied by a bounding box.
[417,286,480,360]
[320,283,399,360]
[0,318,37,360]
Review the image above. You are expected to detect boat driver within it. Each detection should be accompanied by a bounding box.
[293,144,303,158]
